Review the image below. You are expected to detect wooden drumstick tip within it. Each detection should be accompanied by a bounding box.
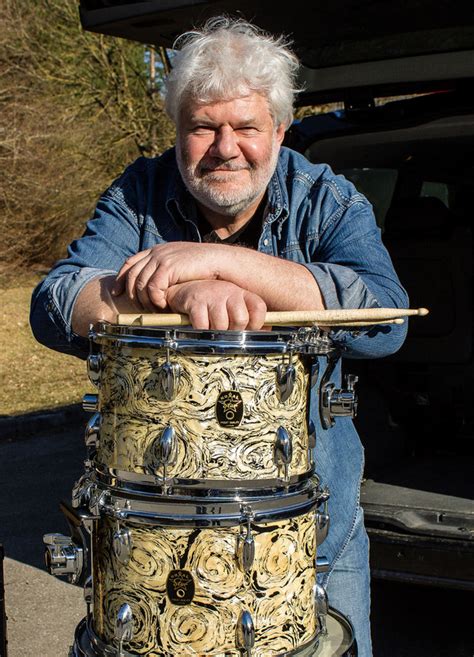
[417,308,429,316]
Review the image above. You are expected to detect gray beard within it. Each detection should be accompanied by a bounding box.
[176,146,279,218]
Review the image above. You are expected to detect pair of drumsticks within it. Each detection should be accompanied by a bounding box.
[117,308,429,328]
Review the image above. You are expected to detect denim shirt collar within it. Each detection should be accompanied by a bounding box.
[164,147,290,236]
[164,158,200,235]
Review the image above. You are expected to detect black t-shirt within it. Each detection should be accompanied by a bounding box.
[197,197,266,249]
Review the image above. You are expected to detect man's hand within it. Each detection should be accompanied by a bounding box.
[166,280,267,330]
[111,243,226,311]
[110,240,325,314]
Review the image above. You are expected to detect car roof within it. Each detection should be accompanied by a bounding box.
[79,1,474,103]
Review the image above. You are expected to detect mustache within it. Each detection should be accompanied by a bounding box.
[198,160,251,173]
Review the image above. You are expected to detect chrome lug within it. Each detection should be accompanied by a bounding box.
[276,363,296,402]
[84,575,93,617]
[274,426,293,482]
[112,526,132,565]
[84,412,101,450]
[158,361,181,401]
[314,583,328,635]
[316,493,330,546]
[236,609,255,656]
[82,393,99,413]
[154,425,176,466]
[72,472,95,509]
[87,353,102,386]
[237,506,255,574]
[316,556,330,573]
[114,603,134,657]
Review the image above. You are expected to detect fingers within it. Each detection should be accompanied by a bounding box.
[188,294,230,330]
[112,250,151,296]
[135,258,165,311]
[209,300,231,331]
[112,251,167,310]
[166,280,266,331]
[192,289,266,331]
[124,255,153,304]
[244,291,268,330]
[226,295,250,331]
[186,304,210,330]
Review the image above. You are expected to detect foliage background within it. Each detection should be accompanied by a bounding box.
[0,0,175,414]
[0,0,175,274]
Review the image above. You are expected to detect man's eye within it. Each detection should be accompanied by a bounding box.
[192,126,214,134]
[238,127,258,134]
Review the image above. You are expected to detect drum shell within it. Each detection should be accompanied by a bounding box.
[90,494,320,656]
[92,330,315,486]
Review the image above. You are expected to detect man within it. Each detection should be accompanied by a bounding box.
[31,17,408,656]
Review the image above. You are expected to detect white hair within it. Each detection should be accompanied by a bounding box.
[164,16,301,128]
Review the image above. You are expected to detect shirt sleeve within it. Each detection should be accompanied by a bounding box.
[30,166,144,359]
[303,196,409,359]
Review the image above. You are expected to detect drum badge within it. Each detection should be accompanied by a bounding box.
[216,391,244,427]
[166,570,195,605]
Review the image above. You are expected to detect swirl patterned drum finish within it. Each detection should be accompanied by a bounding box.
[92,508,319,656]
[95,344,312,483]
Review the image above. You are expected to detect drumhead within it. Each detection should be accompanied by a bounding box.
[92,322,334,355]
[312,608,357,657]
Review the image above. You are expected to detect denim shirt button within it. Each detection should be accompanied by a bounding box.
[263,238,269,246]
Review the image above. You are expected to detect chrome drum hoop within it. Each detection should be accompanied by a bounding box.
[72,608,357,657]
[86,476,326,528]
[312,608,357,657]
[73,617,324,657]
[91,322,335,356]
[93,465,317,500]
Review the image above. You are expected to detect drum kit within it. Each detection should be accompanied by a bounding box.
[43,308,427,656]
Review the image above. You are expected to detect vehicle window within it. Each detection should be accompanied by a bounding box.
[338,168,398,229]
[420,181,450,207]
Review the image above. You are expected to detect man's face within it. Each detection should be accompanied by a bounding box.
[176,92,286,218]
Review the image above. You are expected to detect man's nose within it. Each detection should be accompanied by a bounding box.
[209,126,240,160]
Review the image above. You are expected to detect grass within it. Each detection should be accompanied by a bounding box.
[0,273,93,416]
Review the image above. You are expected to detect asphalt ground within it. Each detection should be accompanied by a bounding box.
[0,417,472,657]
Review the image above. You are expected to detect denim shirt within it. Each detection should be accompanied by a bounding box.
[30,146,408,571]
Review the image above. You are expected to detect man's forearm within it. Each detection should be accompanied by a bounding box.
[72,275,144,337]
[217,246,325,311]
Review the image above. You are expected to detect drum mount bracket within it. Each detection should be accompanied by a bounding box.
[320,353,358,429]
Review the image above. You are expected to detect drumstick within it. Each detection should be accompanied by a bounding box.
[116,308,428,327]
[290,318,405,327]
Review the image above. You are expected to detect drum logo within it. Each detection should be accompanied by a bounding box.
[216,391,244,427]
[166,570,195,605]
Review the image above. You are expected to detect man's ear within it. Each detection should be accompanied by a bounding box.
[275,123,286,145]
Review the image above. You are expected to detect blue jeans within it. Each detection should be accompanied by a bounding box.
[320,506,373,657]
